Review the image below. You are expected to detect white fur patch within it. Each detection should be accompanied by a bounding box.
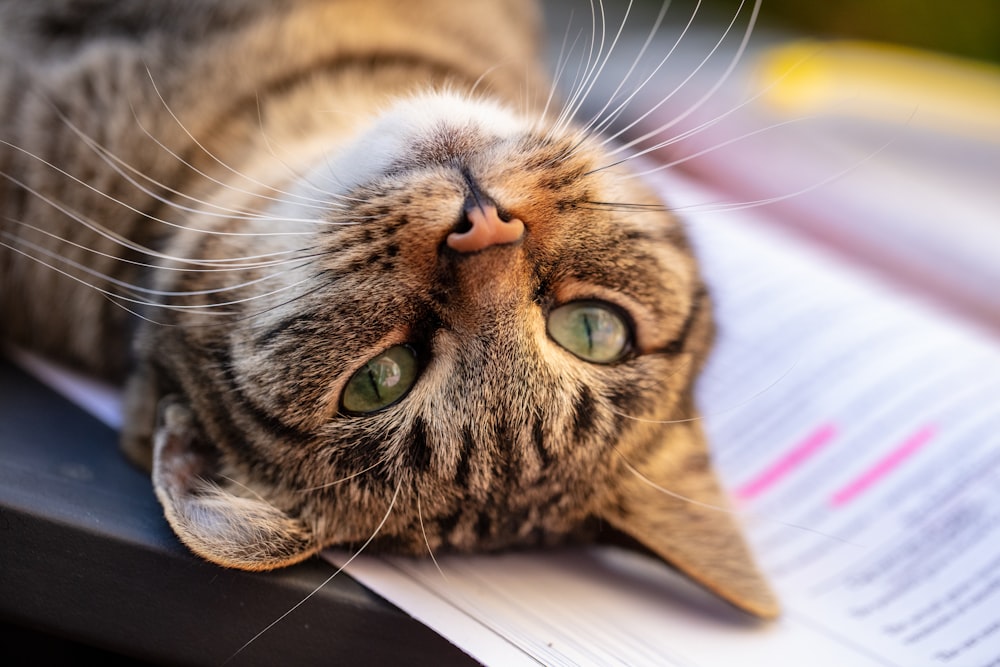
[309,91,532,196]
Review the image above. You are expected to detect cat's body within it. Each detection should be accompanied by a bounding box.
[0,0,778,618]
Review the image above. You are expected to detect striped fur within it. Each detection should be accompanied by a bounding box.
[0,0,778,618]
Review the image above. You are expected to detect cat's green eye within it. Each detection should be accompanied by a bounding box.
[547,300,630,363]
[341,345,419,414]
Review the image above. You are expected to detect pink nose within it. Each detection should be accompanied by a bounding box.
[447,204,524,253]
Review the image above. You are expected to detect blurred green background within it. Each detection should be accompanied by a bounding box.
[732,0,1000,64]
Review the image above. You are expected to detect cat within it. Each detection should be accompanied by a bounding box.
[0,0,779,619]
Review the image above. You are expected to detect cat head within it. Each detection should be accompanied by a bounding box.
[131,91,778,619]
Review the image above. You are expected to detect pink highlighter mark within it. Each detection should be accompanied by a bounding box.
[830,425,937,507]
[736,423,838,501]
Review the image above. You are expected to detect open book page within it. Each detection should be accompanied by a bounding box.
[325,171,1000,667]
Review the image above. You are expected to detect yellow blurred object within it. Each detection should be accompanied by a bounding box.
[755,40,1000,141]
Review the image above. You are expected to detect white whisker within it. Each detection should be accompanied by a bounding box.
[43,97,334,225]
[0,139,323,238]
[6,216,322,274]
[302,453,395,491]
[223,483,401,665]
[1,168,327,269]
[557,0,633,136]
[139,67,354,208]
[2,230,318,308]
[616,451,858,545]
[602,0,761,157]
[417,495,448,582]
[674,137,897,215]
[608,354,799,426]
[251,91,352,202]
[550,0,600,135]
[593,38,827,174]
[576,0,676,139]
[616,113,823,178]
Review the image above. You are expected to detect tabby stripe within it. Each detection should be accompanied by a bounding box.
[663,284,707,355]
[255,312,315,347]
[174,349,285,486]
[331,431,388,475]
[493,413,520,485]
[208,346,314,445]
[474,511,492,541]
[436,506,465,542]
[454,425,474,487]
[531,415,551,468]
[607,380,642,414]
[405,416,433,472]
[572,385,597,444]
[332,434,394,497]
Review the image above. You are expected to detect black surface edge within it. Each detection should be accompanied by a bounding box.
[0,359,477,666]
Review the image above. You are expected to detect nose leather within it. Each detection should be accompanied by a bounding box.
[447,203,525,253]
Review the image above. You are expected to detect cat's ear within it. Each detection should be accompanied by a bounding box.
[597,419,780,619]
[151,398,315,571]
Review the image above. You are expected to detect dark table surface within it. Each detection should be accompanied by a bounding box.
[0,359,476,666]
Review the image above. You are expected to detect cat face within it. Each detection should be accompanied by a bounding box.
[134,92,778,618]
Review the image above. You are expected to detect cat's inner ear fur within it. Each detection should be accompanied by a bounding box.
[152,398,315,571]
[596,418,780,619]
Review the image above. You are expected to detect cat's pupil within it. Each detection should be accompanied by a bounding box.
[547,301,630,363]
[341,345,419,414]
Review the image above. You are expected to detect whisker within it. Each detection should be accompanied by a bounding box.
[615,451,859,545]
[2,231,319,309]
[544,26,590,143]
[608,354,799,427]
[617,451,733,513]
[652,132,900,215]
[223,483,401,665]
[550,0,603,136]
[601,112,823,178]
[43,97,332,225]
[538,12,578,126]
[416,495,448,582]
[558,0,634,136]
[0,140,323,238]
[6,216,324,273]
[573,0,675,139]
[251,91,353,202]
[575,200,667,213]
[139,67,354,208]
[590,40,828,174]
[469,61,510,99]
[601,0,762,156]
[302,453,395,491]
[0,237,177,315]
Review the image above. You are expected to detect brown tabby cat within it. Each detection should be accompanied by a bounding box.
[0,0,778,618]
